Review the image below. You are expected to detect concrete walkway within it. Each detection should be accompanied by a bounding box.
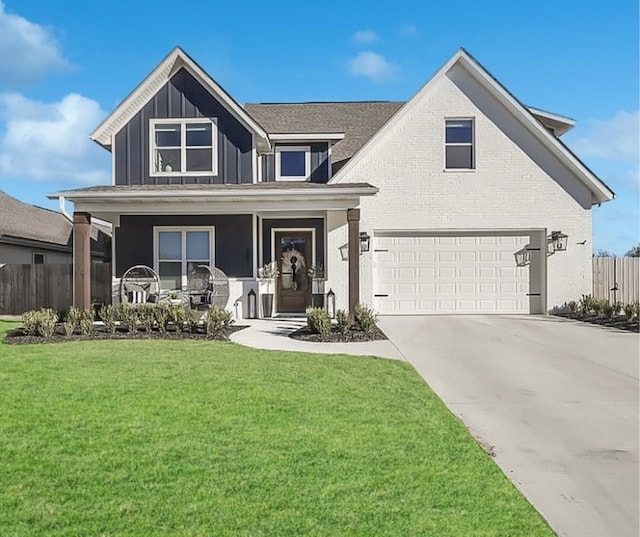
[230,317,405,360]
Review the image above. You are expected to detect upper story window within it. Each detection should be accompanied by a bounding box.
[275,145,310,181]
[445,119,474,170]
[150,119,217,176]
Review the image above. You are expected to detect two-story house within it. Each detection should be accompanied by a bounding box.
[51,47,613,317]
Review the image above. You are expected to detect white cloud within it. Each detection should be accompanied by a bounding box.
[0,0,72,86]
[572,110,639,163]
[399,24,417,37]
[0,92,110,184]
[352,30,378,44]
[348,51,394,82]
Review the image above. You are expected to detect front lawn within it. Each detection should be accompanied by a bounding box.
[0,321,553,536]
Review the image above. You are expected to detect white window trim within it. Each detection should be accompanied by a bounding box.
[153,226,215,291]
[149,118,218,177]
[275,145,311,181]
[444,118,475,171]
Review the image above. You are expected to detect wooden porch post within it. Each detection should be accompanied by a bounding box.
[73,212,92,310]
[347,208,360,318]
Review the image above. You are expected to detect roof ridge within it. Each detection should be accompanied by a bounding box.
[245,100,405,106]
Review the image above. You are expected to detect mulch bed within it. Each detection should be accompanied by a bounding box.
[3,324,248,345]
[553,313,639,333]
[289,325,388,343]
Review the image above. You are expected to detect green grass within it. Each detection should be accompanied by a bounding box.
[0,321,554,536]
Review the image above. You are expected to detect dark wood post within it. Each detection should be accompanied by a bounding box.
[73,212,92,310]
[347,208,360,319]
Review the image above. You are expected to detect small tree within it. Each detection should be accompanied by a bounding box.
[625,244,640,257]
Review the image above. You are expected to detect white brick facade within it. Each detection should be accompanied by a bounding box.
[326,63,596,313]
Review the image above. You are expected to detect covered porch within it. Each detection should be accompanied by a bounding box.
[49,183,377,319]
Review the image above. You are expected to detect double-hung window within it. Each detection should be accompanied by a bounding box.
[275,145,311,181]
[150,119,217,175]
[155,227,214,290]
[445,119,474,169]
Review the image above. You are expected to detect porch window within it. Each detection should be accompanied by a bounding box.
[275,145,310,181]
[150,119,217,176]
[445,119,474,169]
[154,227,214,290]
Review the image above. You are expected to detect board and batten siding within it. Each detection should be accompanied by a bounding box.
[114,68,253,186]
[115,215,254,278]
[261,143,330,183]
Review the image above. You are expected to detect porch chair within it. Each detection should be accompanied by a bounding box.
[119,265,161,305]
[186,265,230,310]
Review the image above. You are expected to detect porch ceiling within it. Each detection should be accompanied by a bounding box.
[48,182,378,219]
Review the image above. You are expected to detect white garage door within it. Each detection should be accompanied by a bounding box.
[374,233,534,314]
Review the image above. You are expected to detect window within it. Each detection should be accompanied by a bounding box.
[150,119,217,175]
[275,146,310,181]
[445,119,474,169]
[33,252,45,264]
[154,227,214,290]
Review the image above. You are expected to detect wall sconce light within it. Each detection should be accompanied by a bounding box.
[247,288,257,319]
[359,232,371,253]
[326,288,336,319]
[514,248,531,267]
[550,231,568,252]
[338,243,349,261]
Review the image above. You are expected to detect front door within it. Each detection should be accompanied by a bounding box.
[275,231,312,313]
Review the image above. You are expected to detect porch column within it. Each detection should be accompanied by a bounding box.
[73,211,92,310]
[347,208,360,318]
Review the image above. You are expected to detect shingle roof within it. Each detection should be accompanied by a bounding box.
[0,190,73,246]
[244,102,404,174]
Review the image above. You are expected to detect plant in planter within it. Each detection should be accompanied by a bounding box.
[307,265,325,308]
[258,262,280,317]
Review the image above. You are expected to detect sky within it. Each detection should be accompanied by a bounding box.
[0,0,637,255]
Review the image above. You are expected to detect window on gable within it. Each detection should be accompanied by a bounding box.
[275,146,310,181]
[33,252,45,265]
[151,119,217,175]
[155,227,214,290]
[445,119,474,169]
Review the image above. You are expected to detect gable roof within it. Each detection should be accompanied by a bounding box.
[245,102,402,175]
[330,48,614,205]
[91,47,271,151]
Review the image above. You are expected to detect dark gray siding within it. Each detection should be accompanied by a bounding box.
[262,143,329,183]
[116,214,253,278]
[262,218,324,267]
[114,68,253,186]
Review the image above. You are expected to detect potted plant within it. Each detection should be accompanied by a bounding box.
[308,265,325,308]
[258,262,280,317]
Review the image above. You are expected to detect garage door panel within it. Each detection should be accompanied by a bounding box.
[375,232,533,314]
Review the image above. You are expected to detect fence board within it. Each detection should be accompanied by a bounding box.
[0,263,112,315]
[592,257,639,304]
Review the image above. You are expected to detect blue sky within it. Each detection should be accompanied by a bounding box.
[0,0,637,254]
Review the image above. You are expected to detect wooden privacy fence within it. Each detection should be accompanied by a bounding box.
[593,257,640,304]
[0,263,112,315]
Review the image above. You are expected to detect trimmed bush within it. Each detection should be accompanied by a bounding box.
[579,294,594,316]
[602,301,614,319]
[568,300,578,314]
[77,309,94,336]
[137,304,155,332]
[205,306,233,335]
[32,308,58,338]
[354,303,378,334]
[21,310,39,336]
[336,309,351,334]
[63,307,81,336]
[186,309,201,333]
[168,305,186,332]
[154,304,171,333]
[116,302,138,333]
[623,303,635,320]
[307,307,331,335]
[99,304,116,334]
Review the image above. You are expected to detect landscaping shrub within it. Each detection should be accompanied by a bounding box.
[623,303,635,320]
[35,308,58,338]
[568,300,578,314]
[153,304,171,333]
[354,303,378,333]
[591,298,606,317]
[137,304,155,332]
[168,305,186,332]
[186,309,201,333]
[602,300,614,319]
[307,307,331,335]
[336,309,351,334]
[205,306,233,335]
[63,307,81,336]
[78,309,94,336]
[99,304,116,334]
[21,310,39,336]
[613,302,623,316]
[117,302,138,333]
[579,294,594,316]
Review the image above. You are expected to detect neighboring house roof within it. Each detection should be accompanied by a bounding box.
[245,102,403,175]
[0,190,111,255]
[91,47,271,151]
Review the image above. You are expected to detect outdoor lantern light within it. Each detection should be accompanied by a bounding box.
[247,288,257,319]
[359,231,371,253]
[551,231,568,252]
[326,288,336,319]
[514,248,531,267]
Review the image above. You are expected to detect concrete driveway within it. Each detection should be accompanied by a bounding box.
[378,315,639,537]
